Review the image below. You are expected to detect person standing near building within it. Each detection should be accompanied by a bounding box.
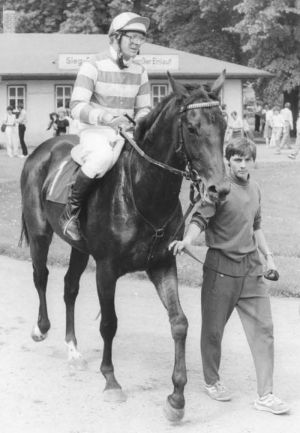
[227,111,243,141]
[17,103,28,157]
[288,112,300,159]
[264,105,273,147]
[169,137,289,415]
[59,12,151,241]
[2,106,18,157]
[254,101,263,133]
[55,107,70,136]
[270,106,285,153]
[280,102,293,149]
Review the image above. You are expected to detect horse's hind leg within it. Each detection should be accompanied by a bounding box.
[64,247,89,368]
[96,261,126,403]
[30,232,53,342]
[147,258,188,422]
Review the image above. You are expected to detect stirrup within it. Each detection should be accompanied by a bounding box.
[61,215,81,241]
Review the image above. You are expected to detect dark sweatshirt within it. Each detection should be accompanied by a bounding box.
[191,174,263,276]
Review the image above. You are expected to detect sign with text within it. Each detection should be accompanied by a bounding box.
[58,54,180,72]
[136,55,179,71]
[58,54,94,70]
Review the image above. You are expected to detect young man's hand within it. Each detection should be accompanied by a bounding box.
[169,239,190,255]
[264,254,279,281]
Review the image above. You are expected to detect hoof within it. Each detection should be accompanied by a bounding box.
[66,341,87,371]
[31,325,48,342]
[68,356,88,371]
[163,398,184,423]
[103,388,127,403]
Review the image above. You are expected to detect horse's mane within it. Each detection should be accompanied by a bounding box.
[134,93,175,143]
[134,82,220,144]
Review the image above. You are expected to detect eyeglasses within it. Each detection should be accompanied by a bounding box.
[122,33,146,45]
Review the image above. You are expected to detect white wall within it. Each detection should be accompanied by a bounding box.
[0,77,244,148]
[0,79,74,147]
[222,79,243,120]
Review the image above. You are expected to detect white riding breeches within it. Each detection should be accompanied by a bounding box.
[71,126,125,178]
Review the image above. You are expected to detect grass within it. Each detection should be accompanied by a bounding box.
[0,156,300,297]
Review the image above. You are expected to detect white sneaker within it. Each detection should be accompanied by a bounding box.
[205,381,232,401]
[254,393,290,415]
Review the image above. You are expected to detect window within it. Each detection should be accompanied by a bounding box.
[55,85,73,109]
[151,84,169,106]
[7,85,26,109]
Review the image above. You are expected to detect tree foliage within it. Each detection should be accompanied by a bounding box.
[0,0,299,106]
[149,0,242,62]
[231,0,300,103]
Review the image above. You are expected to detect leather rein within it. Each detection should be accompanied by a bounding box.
[121,100,220,183]
[121,100,220,265]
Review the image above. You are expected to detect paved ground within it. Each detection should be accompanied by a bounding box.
[1,255,300,433]
[0,140,299,433]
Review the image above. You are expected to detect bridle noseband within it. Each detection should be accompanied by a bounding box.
[122,98,221,265]
[121,99,220,183]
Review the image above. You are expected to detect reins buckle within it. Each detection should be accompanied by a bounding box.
[153,228,165,239]
[189,169,201,183]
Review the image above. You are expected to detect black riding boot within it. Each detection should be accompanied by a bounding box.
[59,169,94,241]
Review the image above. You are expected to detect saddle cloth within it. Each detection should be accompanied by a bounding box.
[46,156,80,204]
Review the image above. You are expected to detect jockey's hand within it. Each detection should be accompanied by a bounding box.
[169,239,190,256]
[108,116,131,132]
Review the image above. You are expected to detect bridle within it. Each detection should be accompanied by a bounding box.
[121,99,220,183]
[121,98,221,265]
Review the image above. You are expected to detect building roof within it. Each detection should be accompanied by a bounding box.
[0,33,271,80]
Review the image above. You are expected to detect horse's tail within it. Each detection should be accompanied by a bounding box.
[18,213,29,247]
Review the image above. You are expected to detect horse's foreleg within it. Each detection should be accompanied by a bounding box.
[96,262,126,402]
[64,247,89,368]
[147,258,188,422]
[30,234,53,342]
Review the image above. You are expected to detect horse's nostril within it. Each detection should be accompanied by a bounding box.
[208,185,217,194]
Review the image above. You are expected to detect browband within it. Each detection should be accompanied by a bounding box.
[180,101,220,113]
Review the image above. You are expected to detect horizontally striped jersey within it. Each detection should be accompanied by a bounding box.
[70,46,151,128]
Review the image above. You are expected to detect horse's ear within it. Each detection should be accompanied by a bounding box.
[211,69,226,96]
[167,71,189,97]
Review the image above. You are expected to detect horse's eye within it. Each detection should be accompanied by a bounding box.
[187,123,198,134]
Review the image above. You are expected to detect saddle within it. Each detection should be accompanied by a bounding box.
[45,156,80,204]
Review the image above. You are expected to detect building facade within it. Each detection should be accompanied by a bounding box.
[0,33,271,146]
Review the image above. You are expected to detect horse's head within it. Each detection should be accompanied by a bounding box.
[167,71,230,202]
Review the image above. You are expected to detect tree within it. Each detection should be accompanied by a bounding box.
[149,0,242,62]
[231,0,300,106]
[60,0,100,33]
[13,0,67,32]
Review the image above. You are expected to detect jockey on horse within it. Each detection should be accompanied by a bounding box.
[59,12,151,241]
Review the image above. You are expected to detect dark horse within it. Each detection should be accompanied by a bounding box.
[20,73,229,421]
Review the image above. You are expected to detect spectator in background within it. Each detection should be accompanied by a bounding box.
[288,112,300,159]
[260,103,269,137]
[227,111,243,141]
[270,106,284,154]
[264,105,273,147]
[47,112,58,136]
[17,103,28,158]
[221,104,229,123]
[2,106,19,157]
[55,107,70,136]
[280,102,293,149]
[242,113,254,140]
[254,101,263,133]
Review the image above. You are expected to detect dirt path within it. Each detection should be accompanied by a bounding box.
[1,255,300,433]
